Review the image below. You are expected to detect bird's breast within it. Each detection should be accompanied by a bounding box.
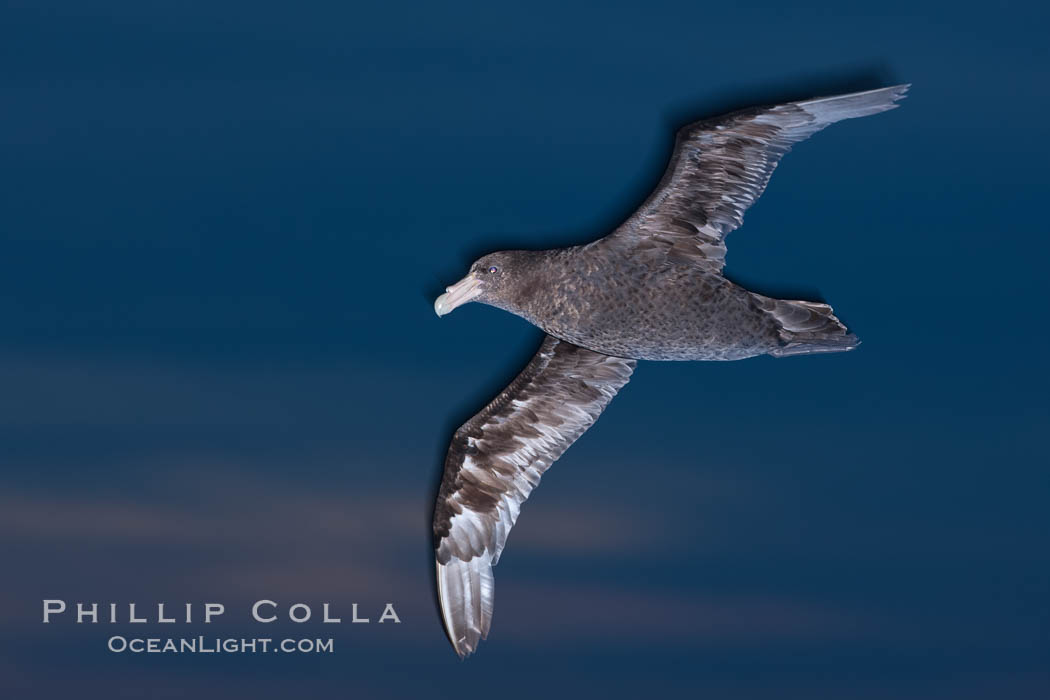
[527,266,776,361]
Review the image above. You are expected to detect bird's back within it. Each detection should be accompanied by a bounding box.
[520,249,783,361]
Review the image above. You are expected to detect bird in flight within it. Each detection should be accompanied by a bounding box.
[431,84,908,658]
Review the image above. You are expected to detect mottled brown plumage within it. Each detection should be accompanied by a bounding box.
[432,85,908,657]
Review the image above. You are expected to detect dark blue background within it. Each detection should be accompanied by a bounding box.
[2,1,1047,697]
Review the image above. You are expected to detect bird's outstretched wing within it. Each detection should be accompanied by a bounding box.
[433,335,635,658]
[603,84,909,271]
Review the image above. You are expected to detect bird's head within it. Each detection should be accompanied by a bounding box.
[434,251,529,317]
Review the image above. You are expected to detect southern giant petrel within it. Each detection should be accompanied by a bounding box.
[431,84,908,657]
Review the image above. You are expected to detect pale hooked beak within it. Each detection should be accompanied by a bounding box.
[434,273,482,317]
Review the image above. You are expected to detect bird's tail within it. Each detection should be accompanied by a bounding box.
[752,294,860,357]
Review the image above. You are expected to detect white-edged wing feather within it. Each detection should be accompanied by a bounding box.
[433,336,635,657]
[605,85,909,270]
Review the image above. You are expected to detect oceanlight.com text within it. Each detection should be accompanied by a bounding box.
[107,636,335,654]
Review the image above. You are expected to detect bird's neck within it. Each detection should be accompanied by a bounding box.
[496,248,579,324]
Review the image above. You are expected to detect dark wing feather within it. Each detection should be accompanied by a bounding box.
[604,85,909,270]
[433,335,635,658]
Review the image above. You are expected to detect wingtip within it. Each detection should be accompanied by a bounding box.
[853,83,911,99]
[878,84,910,115]
[451,637,471,659]
[888,83,911,101]
[448,616,482,660]
[452,637,477,660]
[435,554,494,660]
[796,83,912,123]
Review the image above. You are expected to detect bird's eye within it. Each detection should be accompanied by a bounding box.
[488,266,498,274]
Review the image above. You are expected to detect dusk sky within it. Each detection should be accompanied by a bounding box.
[1,1,1048,697]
